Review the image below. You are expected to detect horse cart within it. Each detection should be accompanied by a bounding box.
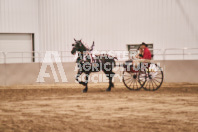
[71,39,163,92]
[122,60,164,91]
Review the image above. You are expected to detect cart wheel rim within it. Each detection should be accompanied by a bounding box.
[122,70,146,90]
[142,63,164,91]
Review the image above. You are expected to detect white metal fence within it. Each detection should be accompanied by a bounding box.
[0,48,198,64]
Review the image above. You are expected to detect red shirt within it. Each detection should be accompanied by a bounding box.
[143,47,151,59]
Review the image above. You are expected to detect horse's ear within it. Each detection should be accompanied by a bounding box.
[74,38,76,42]
[93,41,95,46]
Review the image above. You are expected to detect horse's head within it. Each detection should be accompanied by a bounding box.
[71,39,86,55]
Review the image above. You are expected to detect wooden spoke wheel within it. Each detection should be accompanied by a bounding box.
[142,63,164,91]
[122,70,146,91]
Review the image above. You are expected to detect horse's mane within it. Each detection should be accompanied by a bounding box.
[81,42,90,51]
[81,41,95,51]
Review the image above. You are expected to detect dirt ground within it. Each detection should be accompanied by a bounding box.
[0,83,198,132]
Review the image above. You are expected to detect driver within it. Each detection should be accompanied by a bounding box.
[140,42,151,60]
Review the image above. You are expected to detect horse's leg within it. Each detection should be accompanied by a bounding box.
[76,69,86,86]
[82,73,90,93]
[104,70,115,92]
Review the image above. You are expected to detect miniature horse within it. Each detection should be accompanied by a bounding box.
[71,39,116,93]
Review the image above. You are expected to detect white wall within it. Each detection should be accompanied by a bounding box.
[0,0,198,59]
[0,33,33,63]
[1,60,198,86]
[38,0,198,52]
[0,0,39,50]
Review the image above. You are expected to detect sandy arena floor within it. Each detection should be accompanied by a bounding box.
[0,83,198,132]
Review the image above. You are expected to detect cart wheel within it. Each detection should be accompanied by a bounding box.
[122,70,146,90]
[143,63,163,91]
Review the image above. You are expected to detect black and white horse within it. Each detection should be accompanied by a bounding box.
[71,39,117,93]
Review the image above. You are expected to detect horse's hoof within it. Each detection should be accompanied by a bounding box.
[106,88,111,92]
[82,89,87,93]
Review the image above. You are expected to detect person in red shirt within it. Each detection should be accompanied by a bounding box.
[140,42,152,60]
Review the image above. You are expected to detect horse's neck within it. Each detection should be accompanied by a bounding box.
[77,51,89,58]
[78,51,94,63]
[81,42,89,50]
